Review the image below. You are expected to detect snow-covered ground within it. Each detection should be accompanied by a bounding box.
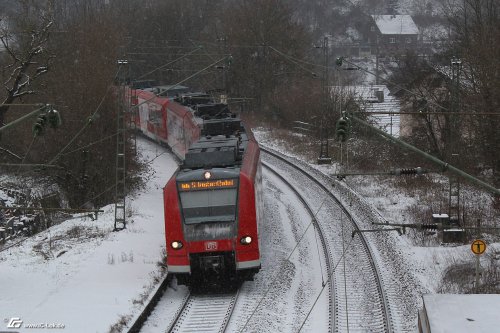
[0,138,177,333]
[254,127,500,330]
[1,136,331,333]
[141,163,331,332]
[2,128,498,332]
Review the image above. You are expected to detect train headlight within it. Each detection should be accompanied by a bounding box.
[240,236,252,245]
[204,171,212,180]
[171,241,183,249]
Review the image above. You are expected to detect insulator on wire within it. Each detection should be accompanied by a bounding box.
[419,223,439,231]
[32,104,61,136]
[32,114,47,137]
[391,167,427,176]
[47,108,62,128]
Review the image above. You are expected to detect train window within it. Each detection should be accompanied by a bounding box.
[179,188,237,224]
[149,110,161,124]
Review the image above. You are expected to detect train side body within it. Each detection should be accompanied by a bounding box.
[129,88,201,159]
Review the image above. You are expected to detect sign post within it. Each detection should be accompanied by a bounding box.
[471,239,486,293]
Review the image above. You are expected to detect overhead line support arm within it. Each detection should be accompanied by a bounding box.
[350,114,500,196]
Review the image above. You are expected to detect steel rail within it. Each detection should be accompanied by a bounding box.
[168,291,239,333]
[126,273,172,333]
[262,147,394,333]
[262,162,335,333]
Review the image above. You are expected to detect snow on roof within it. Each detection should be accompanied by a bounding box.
[341,85,401,137]
[372,15,419,35]
[423,294,500,332]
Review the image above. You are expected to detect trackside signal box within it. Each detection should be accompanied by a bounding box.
[432,213,465,243]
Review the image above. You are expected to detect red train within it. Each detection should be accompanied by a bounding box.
[129,85,262,284]
[128,85,199,158]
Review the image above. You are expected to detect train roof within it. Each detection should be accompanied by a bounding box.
[130,86,258,172]
[183,123,249,170]
[168,90,256,170]
[152,85,190,97]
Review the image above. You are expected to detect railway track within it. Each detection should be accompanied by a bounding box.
[129,282,239,333]
[128,145,394,333]
[167,291,239,333]
[262,147,394,333]
[262,162,335,332]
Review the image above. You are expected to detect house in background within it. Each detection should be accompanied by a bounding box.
[361,15,419,57]
[343,85,401,137]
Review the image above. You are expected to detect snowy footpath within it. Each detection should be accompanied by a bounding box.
[0,138,176,333]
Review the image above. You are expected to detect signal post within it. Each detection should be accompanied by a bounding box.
[471,239,486,293]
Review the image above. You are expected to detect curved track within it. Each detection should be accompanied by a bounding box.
[128,145,394,333]
[262,147,394,333]
[262,162,334,332]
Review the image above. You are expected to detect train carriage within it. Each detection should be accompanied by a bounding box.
[127,85,262,285]
[128,86,202,159]
[164,115,262,284]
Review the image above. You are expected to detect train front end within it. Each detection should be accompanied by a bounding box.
[164,166,260,285]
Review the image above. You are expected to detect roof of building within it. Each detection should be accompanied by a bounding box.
[422,294,500,332]
[372,15,419,35]
[342,85,400,137]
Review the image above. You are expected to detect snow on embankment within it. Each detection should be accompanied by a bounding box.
[0,137,176,333]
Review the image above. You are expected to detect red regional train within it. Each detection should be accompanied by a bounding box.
[128,84,263,285]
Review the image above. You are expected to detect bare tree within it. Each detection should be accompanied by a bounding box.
[445,0,500,186]
[387,52,454,159]
[0,0,53,128]
[223,0,310,116]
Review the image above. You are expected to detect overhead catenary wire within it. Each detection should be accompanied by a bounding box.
[265,40,485,117]
[298,236,357,333]
[61,133,118,156]
[240,163,333,333]
[268,46,317,76]
[268,43,453,112]
[189,37,454,116]
[0,105,46,134]
[16,136,37,175]
[132,56,232,110]
[134,46,203,80]
[75,140,182,209]
[47,65,124,165]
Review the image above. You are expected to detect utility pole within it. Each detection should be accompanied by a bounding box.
[216,36,230,104]
[318,36,332,164]
[448,57,462,228]
[114,59,128,231]
[375,40,380,85]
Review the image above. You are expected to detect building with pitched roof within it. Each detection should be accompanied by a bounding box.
[362,15,420,57]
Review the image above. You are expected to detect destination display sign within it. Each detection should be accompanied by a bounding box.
[178,179,237,191]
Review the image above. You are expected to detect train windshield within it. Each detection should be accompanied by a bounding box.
[179,188,238,224]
